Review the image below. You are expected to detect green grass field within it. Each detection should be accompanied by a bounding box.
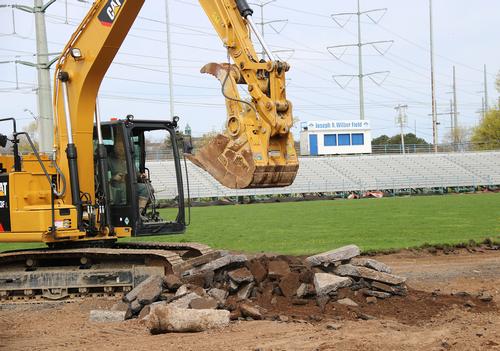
[1,193,499,254]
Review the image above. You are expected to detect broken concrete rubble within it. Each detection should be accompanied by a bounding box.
[108,244,408,332]
[335,264,406,285]
[239,304,262,320]
[184,254,247,276]
[145,305,230,333]
[190,297,218,310]
[306,245,361,266]
[169,292,202,309]
[228,267,254,284]
[208,288,228,305]
[314,273,352,296]
[350,257,393,274]
[89,310,126,323]
[124,275,163,305]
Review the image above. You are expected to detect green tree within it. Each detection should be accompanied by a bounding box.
[471,109,500,150]
[443,126,471,144]
[372,135,390,145]
[372,133,428,145]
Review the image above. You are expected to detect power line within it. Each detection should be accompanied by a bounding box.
[328,0,393,120]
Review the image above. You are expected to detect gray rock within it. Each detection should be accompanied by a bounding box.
[169,292,201,309]
[175,284,191,297]
[145,305,230,333]
[124,275,164,305]
[130,299,142,314]
[477,292,493,302]
[240,304,262,320]
[228,267,254,284]
[89,310,126,323]
[335,264,406,285]
[163,274,183,291]
[313,273,352,296]
[189,297,218,310]
[208,288,228,305]
[326,323,342,330]
[184,254,247,276]
[306,245,361,266]
[110,301,133,320]
[296,283,309,299]
[237,282,255,300]
[371,281,396,293]
[362,289,392,299]
[336,298,359,307]
[350,258,392,274]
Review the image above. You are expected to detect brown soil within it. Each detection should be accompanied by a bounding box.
[1,248,499,351]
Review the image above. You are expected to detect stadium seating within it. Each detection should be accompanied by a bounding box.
[147,151,500,199]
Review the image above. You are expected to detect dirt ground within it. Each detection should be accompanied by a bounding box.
[1,248,499,351]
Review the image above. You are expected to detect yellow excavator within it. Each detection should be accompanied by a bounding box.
[0,0,298,300]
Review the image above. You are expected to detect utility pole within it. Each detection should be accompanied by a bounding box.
[165,0,175,118]
[2,1,57,153]
[449,99,454,141]
[34,0,54,153]
[483,64,488,113]
[328,1,393,120]
[429,0,438,152]
[452,66,458,144]
[395,104,408,154]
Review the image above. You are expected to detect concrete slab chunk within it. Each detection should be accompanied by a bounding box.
[189,297,218,310]
[124,275,163,305]
[169,292,201,309]
[336,298,359,307]
[145,305,230,333]
[237,282,255,300]
[228,267,254,284]
[335,264,406,285]
[89,310,126,323]
[350,258,393,274]
[208,288,228,305]
[313,273,352,296]
[240,304,262,320]
[306,245,361,266]
[185,255,247,276]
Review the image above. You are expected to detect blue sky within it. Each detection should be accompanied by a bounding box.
[0,0,498,142]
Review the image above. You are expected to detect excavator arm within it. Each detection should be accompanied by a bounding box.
[53,0,298,208]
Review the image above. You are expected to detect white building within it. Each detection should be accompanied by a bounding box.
[300,120,372,156]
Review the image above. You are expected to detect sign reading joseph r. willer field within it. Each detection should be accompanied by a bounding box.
[306,120,370,131]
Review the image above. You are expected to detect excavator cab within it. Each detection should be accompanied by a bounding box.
[94,117,186,237]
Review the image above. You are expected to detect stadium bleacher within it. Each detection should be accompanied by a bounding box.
[147,151,500,199]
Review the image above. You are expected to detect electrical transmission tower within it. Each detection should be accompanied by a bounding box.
[249,0,293,61]
[327,0,393,120]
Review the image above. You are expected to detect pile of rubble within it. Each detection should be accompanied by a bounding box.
[90,245,407,333]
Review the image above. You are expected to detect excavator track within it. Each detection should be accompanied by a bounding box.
[0,242,221,303]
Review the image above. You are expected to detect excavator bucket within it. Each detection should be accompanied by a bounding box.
[186,63,299,189]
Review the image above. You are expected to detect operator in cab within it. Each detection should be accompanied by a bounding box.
[108,132,152,221]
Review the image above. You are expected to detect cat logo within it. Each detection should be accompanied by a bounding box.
[98,0,124,27]
[0,182,7,197]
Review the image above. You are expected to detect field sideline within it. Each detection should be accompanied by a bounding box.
[1,193,498,254]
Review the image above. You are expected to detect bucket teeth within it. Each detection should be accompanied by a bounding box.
[186,134,298,189]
